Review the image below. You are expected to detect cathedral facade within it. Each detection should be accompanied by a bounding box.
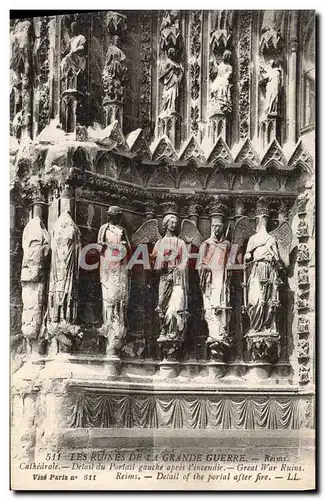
[10,10,315,477]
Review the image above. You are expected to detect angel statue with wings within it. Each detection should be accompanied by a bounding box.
[232,209,292,365]
[132,214,203,361]
[198,214,231,361]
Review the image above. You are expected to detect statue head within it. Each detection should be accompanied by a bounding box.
[211,216,224,240]
[162,214,178,234]
[70,22,79,36]
[167,47,177,61]
[107,205,122,225]
[112,35,120,47]
[255,214,268,232]
[223,50,232,64]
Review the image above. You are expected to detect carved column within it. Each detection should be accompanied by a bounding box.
[102,11,127,128]
[188,200,202,227]
[189,11,203,140]
[294,183,314,386]
[139,12,153,142]
[208,11,233,145]
[288,13,299,144]
[157,10,184,148]
[59,183,75,215]
[238,11,252,139]
[32,16,50,137]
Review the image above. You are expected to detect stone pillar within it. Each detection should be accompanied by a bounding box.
[188,201,202,227]
[288,36,299,144]
[60,184,75,215]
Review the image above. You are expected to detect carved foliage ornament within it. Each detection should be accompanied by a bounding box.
[238,11,252,138]
[298,316,309,334]
[189,11,202,136]
[139,12,152,141]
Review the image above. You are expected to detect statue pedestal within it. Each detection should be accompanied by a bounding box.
[157,112,180,148]
[246,362,273,380]
[159,359,179,379]
[105,355,121,377]
[103,101,123,128]
[206,361,227,379]
[157,337,183,378]
[245,331,280,380]
[208,113,226,143]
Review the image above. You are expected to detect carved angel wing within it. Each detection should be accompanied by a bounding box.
[179,219,204,248]
[231,216,256,246]
[131,219,161,246]
[270,221,293,267]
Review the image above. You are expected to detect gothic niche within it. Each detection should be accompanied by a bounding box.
[60,17,88,133]
[102,11,127,128]
[208,11,233,143]
[158,10,184,147]
[258,11,285,148]
[10,18,32,140]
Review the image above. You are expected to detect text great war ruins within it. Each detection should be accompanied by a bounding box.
[10,10,315,484]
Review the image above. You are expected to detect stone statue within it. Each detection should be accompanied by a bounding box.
[152,215,189,343]
[232,211,292,367]
[48,210,81,324]
[61,22,86,77]
[97,206,131,356]
[102,35,127,103]
[20,216,50,356]
[159,48,184,117]
[244,214,281,335]
[260,59,282,120]
[296,219,309,238]
[210,50,233,115]
[131,216,203,360]
[199,216,231,359]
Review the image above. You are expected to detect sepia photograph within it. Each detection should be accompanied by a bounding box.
[9,9,316,491]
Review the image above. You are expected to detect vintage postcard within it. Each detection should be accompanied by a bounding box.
[10,9,315,491]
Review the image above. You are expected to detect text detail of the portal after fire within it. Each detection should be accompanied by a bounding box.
[12,448,315,490]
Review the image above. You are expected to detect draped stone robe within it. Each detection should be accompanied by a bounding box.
[199,237,230,341]
[246,230,280,334]
[21,216,50,340]
[152,235,188,340]
[48,211,81,324]
[97,222,131,351]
